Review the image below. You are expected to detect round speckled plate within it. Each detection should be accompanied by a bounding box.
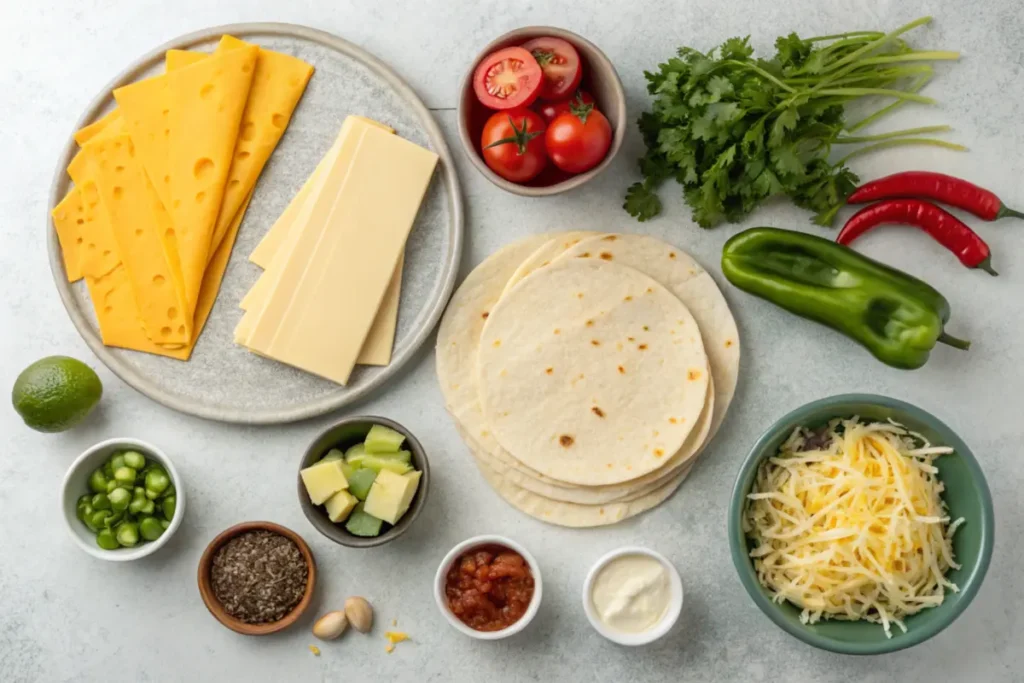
[47,23,463,424]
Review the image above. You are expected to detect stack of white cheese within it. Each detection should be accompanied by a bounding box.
[235,117,438,384]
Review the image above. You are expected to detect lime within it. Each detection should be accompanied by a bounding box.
[12,356,103,433]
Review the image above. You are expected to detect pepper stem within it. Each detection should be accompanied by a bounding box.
[997,205,1024,220]
[938,332,971,351]
[976,258,998,277]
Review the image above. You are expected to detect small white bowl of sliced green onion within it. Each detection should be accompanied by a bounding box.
[61,437,184,561]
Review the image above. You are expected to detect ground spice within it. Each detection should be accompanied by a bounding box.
[211,530,308,624]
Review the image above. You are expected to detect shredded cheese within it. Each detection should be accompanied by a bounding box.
[743,418,963,637]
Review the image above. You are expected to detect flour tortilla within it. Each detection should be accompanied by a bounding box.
[557,234,740,440]
[477,258,710,486]
[457,375,712,504]
[437,233,712,503]
[474,452,693,528]
[500,231,598,297]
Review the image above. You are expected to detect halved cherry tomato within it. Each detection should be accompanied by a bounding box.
[537,90,595,123]
[473,47,544,110]
[522,37,583,101]
[481,108,548,183]
[545,100,611,174]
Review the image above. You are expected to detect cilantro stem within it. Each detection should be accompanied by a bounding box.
[834,138,967,166]
[784,64,931,86]
[846,73,932,132]
[814,16,934,77]
[721,60,795,93]
[814,87,935,103]
[805,31,885,42]
[834,125,952,143]
[856,51,960,65]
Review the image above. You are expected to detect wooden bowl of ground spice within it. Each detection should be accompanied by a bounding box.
[198,521,316,635]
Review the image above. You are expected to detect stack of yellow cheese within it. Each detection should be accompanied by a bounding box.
[234,116,439,385]
[51,35,314,360]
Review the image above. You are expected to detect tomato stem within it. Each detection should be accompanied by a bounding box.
[569,95,594,124]
[484,115,543,155]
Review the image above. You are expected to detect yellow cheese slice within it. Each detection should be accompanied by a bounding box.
[206,35,313,256]
[248,116,393,269]
[238,117,403,365]
[74,109,121,146]
[84,134,192,346]
[112,75,175,208]
[51,188,87,282]
[165,49,206,72]
[66,120,127,281]
[166,43,258,316]
[244,126,437,384]
[88,191,254,360]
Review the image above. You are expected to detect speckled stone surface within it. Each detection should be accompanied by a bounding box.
[1,1,1021,682]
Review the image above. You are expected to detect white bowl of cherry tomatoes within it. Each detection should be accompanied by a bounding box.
[458,26,626,196]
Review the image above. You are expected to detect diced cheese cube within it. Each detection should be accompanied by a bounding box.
[324,490,359,523]
[300,460,350,504]
[363,470,422,524]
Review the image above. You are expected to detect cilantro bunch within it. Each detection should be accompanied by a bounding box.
[625,16,962,227]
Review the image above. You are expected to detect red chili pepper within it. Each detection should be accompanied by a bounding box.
[847,171,1024,221]
[837,199,997,276]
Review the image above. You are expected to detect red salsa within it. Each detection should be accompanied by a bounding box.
[445,544,535,631]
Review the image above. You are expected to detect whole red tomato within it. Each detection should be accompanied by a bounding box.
[480,108,547,183]
[545,101,612,174]
[537,90,595,123]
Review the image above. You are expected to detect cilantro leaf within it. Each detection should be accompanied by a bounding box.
[624,183,663,221]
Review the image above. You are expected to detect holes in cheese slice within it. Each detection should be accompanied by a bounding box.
[152,274,165,285]
[200,83,215,99]
[240,121,255,141]
[167,307,178,319]
[112,186,124,200]
[196,191,206,203]
[193,157,214,179]
[271,113,286,128]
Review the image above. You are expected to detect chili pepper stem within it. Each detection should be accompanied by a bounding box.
[976,258,998,277]
[937,333,971,351]
[997,206,1024,220]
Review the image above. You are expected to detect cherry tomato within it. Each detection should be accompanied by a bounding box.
[537,90,595,123]
[521,37,583,101]
[480,108,548,183]
[545,102,612,174]
[473,47,544,110]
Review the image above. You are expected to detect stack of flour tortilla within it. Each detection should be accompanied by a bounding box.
[436,232,740,527]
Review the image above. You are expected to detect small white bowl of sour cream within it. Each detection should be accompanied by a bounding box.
[582,546,683,646]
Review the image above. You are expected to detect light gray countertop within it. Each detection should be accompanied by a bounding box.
[1,1,1021,681]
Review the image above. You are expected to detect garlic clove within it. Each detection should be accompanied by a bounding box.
[312,610,349,640]
[344,596,374,633]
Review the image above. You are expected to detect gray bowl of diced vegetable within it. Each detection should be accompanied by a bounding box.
[298,416,429,548]
[61,437,184,561]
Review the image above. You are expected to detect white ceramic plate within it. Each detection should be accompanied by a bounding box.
[47,23,463,424]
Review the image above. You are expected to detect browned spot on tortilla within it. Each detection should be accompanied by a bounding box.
[654,448,665,457]
[688,369,702,380]
[627,336,635,342]
[541,260,550,266]
[568,239,582,246]
[599,508,605,515]
[677,320,684,325]
[602,235,617,241]
[638,344,648,351]
[725,339,734,348]
[669,252,677,259]
[653,430,660,437]
[617,365,625,374]
[481,430,489,437]
[578,373,585,380]
[586,319,594,327]
[545,367,553,375]
[481,311,489,319]
[579,252,591,258]
[669,417,678,424]
[599,252,613,260]
[591,406,605,418]
[646,287,653,294]
[591,339,600,346]
[492,339,501,347]
[643,325,649,331]
[616,342,623,351]
[626,465,633,471]
[624,295,633,302]
[451,384,460,390]
[606,463,612,468]
[559,435,575,448]
[577,292,584,299]
[500,369,507,377]
[554,328,561,335]
[670,330,676,335]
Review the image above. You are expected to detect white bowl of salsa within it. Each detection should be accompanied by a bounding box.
[434,534,542,640]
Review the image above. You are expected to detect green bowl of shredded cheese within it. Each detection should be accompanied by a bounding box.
[729,394,994,654]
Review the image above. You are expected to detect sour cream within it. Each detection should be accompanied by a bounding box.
[589,553,671,633]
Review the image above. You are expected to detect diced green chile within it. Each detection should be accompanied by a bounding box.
[114,467,137,487]
[108,487,132,512]
[122,451,146,470]
[96,528,120,550]
[139,516,164,541]
[161,496,176,520]
[115,522,140,548]
[88,468,109,494]
[91,493,111,511]
[144,470,170,498]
